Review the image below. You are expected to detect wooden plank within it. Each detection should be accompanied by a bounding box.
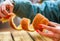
[29,31,46,41]
[12,30,33,41]
[29,31,53,41]
[41,36,53,41]
[0,32,13,41]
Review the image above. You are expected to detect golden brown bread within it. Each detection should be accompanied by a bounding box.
[32,13,49,30]
[20,18,30,31]
[0,13,15,23]
[9,13,49,31]
[9,14,22,30]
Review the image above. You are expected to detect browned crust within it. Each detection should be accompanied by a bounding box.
[32,13,49,30]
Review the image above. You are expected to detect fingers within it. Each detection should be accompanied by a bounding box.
[36,30,55,38]
[48,21,56,27]
[9,5,13,13]
[6,0,14,13]
[38,24,59,34]
[0,7,5,18]
[1,5,9,15]
[0,0,14,20]
[0,0,14,16]
[48,21,60,27]
[6,5,14,13]
[53,39,59,41]
[0,5,12,19]
[0,12,5,18]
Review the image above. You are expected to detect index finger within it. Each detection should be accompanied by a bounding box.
[1,5,9,15]
[0,7,5,18]
[36,30,55,39]
[48,21,60,27]
[38,24,60,34]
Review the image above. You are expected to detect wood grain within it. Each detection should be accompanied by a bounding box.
[29,31,53,41]
[29,31,45,41]
[12,30,33,41]
[0,32,13,41]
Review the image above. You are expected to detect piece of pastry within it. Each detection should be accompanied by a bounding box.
[9,13,49,32]
[32,13,49,31]
[20,18,30,31]
[9,14,22,30]
[20,18,34,31]
[0,13,14,23]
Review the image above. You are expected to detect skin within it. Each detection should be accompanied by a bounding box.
[36,22,60,41]
[0,0,13,18]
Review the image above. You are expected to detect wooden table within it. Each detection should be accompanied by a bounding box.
[0,27,53,41]
[0,25,53,41]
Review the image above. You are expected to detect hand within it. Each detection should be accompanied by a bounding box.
[0,0,14,18]
[36,22,60,41]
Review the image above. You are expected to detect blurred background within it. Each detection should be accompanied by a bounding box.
[30,0,58,3]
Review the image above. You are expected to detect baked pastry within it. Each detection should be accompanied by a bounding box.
[20,18,30,31]
[9,13,49,32]
[32,13,49,31]
[20,18,34,31]
[9,13,22,30]
[0,13,14,23]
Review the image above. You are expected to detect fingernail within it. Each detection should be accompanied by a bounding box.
[37,24,44,31]
[36,29,40,33]
[36,30,39,32]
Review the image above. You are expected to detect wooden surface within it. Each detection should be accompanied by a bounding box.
[12,31,33,41]
[0,32,13,41]
[0,30,53,41]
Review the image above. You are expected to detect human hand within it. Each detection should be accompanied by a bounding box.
[36,22,60,41]
[0,0,14,18]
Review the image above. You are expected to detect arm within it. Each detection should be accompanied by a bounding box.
[13,0,34,21]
